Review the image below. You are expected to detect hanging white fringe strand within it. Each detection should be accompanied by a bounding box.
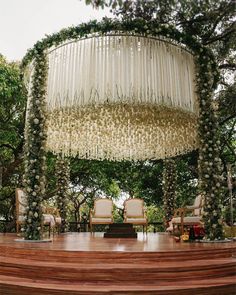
[39,34,199,161]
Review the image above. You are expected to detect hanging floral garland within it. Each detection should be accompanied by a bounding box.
[196,50,224,240]
[163,158,177,227]
[21,18,223,240]
[55,156,70,233]
[22,52,48,240]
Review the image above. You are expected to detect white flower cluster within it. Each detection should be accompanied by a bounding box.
[46,104,198,161]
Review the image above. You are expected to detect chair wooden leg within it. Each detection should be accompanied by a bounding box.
[180,213,184,235]
[44,224,51,238]
[16,222,23,236]
[172,223,178,235]
[181,223,184,236]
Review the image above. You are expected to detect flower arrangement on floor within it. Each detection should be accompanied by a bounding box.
[181,233,189,242]
[173,226,205,243]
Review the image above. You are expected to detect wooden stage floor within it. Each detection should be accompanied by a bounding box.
[0,232,236,252]
[0,232,236,294]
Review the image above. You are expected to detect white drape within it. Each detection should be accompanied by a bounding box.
[47,35,197,113]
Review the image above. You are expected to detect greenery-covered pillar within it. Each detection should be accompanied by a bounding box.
[55,155,70,233]
[197,49,224,240]
[23,51,48,240]
[163,158,177,228]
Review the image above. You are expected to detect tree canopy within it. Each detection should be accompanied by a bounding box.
[0,55,26,222]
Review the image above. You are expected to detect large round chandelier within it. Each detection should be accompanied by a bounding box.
[28,34,198,161]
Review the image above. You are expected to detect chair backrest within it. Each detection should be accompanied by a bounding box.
[193,195,203,216]
[44,206,60,217]
[94,198,113,218]
[199,196,205,216]
[124,198,144,217]
[16,188,27,219]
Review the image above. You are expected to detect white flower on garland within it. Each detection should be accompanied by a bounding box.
[33,118,39,124]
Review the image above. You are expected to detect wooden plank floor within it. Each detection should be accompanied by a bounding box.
[0,232,235,294]
[1,232,235,252]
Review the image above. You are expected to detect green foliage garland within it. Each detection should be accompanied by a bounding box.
[23,52,48,240]
[196,52,224,240]
[21,17,223,240]
[163,159,176,226]
[55,156,70,233]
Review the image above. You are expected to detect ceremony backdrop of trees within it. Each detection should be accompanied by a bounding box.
[0,0,235,231]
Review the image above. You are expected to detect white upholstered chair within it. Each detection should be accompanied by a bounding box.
[90,198,113,232]
[15,188,56,236]
[124,198,148,233]
[168,195,204,235]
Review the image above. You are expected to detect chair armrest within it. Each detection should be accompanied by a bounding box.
[186,205,199,209]
[55,208,61,217]
[143,208,147,218]
[182,207,195,216]
[173,208,185,217]
[123,209,127,221]
[90,209,94,218]
[173,207,195,218]
[44,207,55,215]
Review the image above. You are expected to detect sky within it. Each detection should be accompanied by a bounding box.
[0,0,111,61]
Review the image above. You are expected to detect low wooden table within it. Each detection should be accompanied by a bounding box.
[104,223,137,238]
